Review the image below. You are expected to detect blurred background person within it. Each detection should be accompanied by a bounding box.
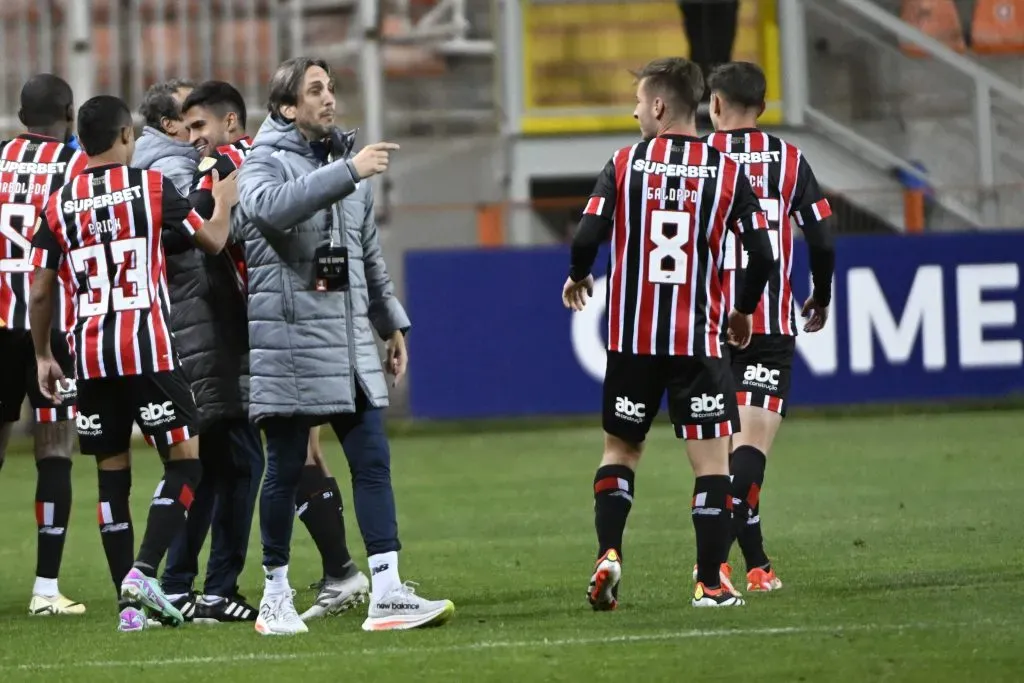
[677,0,741,102]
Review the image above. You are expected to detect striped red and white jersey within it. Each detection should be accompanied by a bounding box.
[30,164,206,379]
[583,134,769,358]
[0,134,88,330]
[705,129,832,336]
[189,136,252,294]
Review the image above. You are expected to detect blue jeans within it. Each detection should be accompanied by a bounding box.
[161,418,264,597]
[261,391,400,568]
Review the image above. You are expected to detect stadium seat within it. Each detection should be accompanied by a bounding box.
[970,0,1024,54]
[899,0,967,57]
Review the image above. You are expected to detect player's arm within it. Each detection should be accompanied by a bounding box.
[188,154,237,220]
[162,175,232,255]
[790,156,835,307]
[729,171,776,315]
[28,212,62,358]
[568,158,617,282]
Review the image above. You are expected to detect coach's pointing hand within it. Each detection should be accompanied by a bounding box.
[353,142,400,179]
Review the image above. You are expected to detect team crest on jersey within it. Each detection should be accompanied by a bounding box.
[198,157,218,173]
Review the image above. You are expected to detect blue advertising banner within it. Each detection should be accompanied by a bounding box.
[405,233,1024,420]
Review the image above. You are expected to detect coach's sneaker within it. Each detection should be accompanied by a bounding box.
[29,593,86,616]
[692,581,745,607]
[193,593,258,624]
[747,566,783,592]
[588,549,622,611]
[255,590,308,636]
[300,571,369,620]
[691,563,742,597]
[120,568,184,627]
[146,592,198,627]
[361,582,455,631]
[118,605,147,632]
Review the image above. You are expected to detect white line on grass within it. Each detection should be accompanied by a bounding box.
[1,620,995,672]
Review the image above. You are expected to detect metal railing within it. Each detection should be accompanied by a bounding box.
[787,0,1024,229]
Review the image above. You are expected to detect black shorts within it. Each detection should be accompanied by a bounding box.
[0,328,77,424]
[76,370,199,456]
[602,351,740,442]
[727,334,795,417]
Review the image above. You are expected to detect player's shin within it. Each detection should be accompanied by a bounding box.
[688,440,732,588]
[34,456,72,592]
[97,466,134,592]
[296,464,354,579]
[730,445,769,571]
[134,457,202,575]
[593,464,635,560]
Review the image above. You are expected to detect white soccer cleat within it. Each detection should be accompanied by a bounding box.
[255,590,308,636]
[300,571,369,621]
[691,563,743,597]
[588,549,622,611]
[361,582,455,631]
[29,593,86,616]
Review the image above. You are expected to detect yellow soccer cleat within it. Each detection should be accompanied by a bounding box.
[29,593,86,616]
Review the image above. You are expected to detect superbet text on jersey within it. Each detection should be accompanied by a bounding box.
[578,135,770,357]
[705,130,832,335]
[30,165,206,379]
[0,134,87,329]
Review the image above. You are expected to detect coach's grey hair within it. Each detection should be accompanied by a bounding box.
[267,57,332,121]
[139,78,196,131]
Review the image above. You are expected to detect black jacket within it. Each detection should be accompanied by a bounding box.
[163,138,253,432]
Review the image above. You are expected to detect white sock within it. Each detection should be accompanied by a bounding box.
[368,551,401,602]
[263,565,291,596]
[33,577,58,597]
[165,592,188,602]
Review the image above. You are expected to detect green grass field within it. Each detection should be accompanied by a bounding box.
[0,410,1022,682]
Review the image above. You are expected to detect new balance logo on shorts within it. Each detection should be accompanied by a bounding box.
[690,393,726,420]
[139,401,175,425]
[743,363,780,391]
[614,396,646,423]
[76,413,102,436]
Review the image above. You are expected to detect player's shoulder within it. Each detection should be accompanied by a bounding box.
[762,131,803,159]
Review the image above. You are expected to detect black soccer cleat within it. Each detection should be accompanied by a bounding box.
[142,591,195,627]
[193,593,258,623]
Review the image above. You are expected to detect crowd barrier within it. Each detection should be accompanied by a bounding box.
[405,231,1024,419]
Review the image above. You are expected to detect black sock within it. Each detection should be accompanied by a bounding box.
[134,459,202,577]
[35,458,73,582]
[593,465,634,560]
[296,465,353,579]
[692,475,732,588]
[730,445,769,572]
[97,468,134,592]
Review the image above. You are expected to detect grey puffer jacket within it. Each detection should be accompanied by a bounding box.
[131,126,199,195]
[133,127,248,432]
[236,116,410,422]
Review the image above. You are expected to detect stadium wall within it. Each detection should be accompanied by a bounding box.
[404,231,1024,419]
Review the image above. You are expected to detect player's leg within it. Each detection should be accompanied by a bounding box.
[193,419,262,623]
[119,371,204,631]
[77,378,137,604]
[729,336,794,592]
[329,389,450,632]
[669,356,744,608]
[0,328,30,469]
[256,415,312,636]
[587,352,660,611]
[157,427,218,623]
[297,424,364,615]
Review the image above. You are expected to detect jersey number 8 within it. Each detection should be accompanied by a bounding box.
[647,209,692,285]
[70,238,151,317]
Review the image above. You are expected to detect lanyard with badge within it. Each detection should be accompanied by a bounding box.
[314,198,349,292]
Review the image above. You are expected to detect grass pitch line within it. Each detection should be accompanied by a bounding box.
[3,620,988,672]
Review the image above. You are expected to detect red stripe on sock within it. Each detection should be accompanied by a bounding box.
[35,501,44,525]
[178,484,194,510]
[747,483,761,509]
[594,477,623,494]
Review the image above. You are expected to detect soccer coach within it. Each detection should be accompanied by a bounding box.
[237,57,454,635]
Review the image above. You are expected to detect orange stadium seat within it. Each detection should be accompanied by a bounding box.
[899,0,967,57]
[971,0,1024,54]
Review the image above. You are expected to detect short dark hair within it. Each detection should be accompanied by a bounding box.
[632,57,704,119]
[19,74,73,127]
[267,57,332,120]
[139,78,195,131]
[77,96,133,156]
[707,62,767,110]
[182,80,247,127]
